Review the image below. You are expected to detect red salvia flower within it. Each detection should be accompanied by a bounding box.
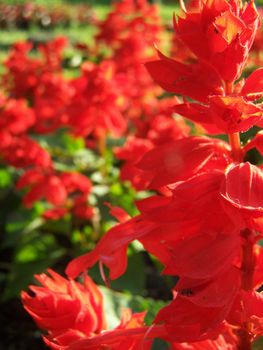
[145,52,224,104]
[21,269,106,336]
[22,270,163,350]
[0,98,35,135]
[68,61,127,139]
[171,67,263,134]
[17,169,93,220]
[19,0,263,348]
[174,0,260,81]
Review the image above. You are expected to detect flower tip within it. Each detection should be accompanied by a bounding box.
[179,0,187,13]
[155,47,168,60]
[65,262,78,280]
[173,12,177,27]
[99,260,111,288]
[153,42,160,53]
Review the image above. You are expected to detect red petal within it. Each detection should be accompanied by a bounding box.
[241,67,263,101]
[173,102,221,134]
[137,136,230,189]
[209,95,263,133]
[221,162,263,215]
[162,233,240,279]
[145,57,223,103]
[66,217,156,280]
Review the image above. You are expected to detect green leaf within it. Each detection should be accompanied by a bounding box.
[0,169,12,187]
[2,259,57,301]
[99,285,169,349]
[99,286,166,328]
[62,133,85,153]
[3,232,65,300]
[15,233,62,263]
[3,211,43,249]
[152,338,170,350]
[89,252,147,296]
[253,337,263,349]
[110,252,146,295]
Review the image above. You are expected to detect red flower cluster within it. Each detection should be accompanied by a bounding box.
[115,99,190,190]
[0,39,94,220]
[3,38,66,99]
[68,61,127,139]
[22,270,156,349]
[65,0,263,348]
[1,0,166,146]
[20,0,263,349]
[95,0,162,52]
[95,0,164,124]
[0,0,170,223]
[0,96,51,168]
[17,169,93,220]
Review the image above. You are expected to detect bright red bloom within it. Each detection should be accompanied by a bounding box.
[115,108,190,190]
[0,97,51,168]
[94,0,164,128]
[2,38,73,136]
[155,294,234,342]
[95,0,162,51]
[45,310,153,350]
[0,98,35,135]
[1,136,51,168]
[17,169,93,220]
[59,172,92,195]
[68,61,127,139]
[22,270,158,350]
[17,1,263,348]
[172,67,263,134]
[209,95,263,133]
[145,53,223,104]
[33,73,74,134]
[227,291,263,340]
[3,41,41,98]
[243,130,263,155]
[115,136,153,190]
[43,207,68,221]
[21,269,106,337]
[66,168,240,281]
[66,150,263,343]
[145,2,262,135]
[17,168,67,208]
[38,36,68,73]
[240,67,263,101]
[171,323,237,349]
[174,0,260,81]
[145,114,189,146]
[221,162,263,216]
[137,136,231,189]
[173,101,222,134]
[3,38,66,99]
